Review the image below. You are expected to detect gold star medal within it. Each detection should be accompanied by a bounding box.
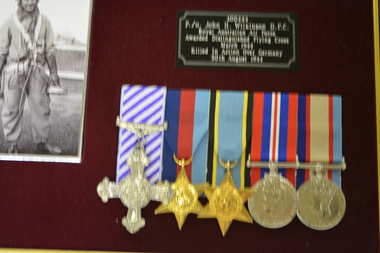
[155,155,208,230]
[198,158,253,236]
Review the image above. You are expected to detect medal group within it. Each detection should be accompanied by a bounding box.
[97,85,346,236]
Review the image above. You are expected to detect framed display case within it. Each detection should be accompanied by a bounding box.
[375,0,380,233]
[0,0,379,252]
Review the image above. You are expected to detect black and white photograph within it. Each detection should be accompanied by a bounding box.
[0,0,92,163]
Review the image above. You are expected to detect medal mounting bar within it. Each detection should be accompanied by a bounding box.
[297,157,346,171]
[116,116,168,138]
[246,155,346,171]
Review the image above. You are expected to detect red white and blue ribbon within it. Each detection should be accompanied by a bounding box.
[116,85,167,184]
[249,92,298,186]
[296,94,342,189]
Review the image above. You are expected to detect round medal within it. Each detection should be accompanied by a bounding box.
[248,173,297,228]
[297,178,346,230]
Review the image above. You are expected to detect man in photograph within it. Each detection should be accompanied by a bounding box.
[0,0,61,155]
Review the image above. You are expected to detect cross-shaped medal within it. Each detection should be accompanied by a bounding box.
[97,119,173,233]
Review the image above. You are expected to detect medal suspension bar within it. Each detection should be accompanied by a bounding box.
[246,155,346,171]
[116,116,168,137]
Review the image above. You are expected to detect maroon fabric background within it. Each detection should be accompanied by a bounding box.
[0,0,379,252]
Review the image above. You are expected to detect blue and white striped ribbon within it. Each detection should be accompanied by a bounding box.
[116,85,167,184]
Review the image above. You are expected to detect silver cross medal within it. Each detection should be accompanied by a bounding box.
[97,117,173,234]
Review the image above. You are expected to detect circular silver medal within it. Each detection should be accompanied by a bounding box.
[297,178,346,230]
[248,173,297,228]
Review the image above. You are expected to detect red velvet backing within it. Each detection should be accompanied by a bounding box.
[0,0,378,252]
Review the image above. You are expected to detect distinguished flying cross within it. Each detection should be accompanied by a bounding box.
[97,118,173,234]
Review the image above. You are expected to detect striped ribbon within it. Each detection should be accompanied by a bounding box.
[161,89,210,184]
[296,94,342,189]
[206,90,252,189]
[250,92,298,186]
[114,86,343,190]
[116,85,167,184]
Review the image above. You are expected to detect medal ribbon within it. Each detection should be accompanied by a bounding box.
[207,90,251,189]
[116,85,167,184]
[162,89,210,183]
[296,94,342,189]
[250,92,298,186]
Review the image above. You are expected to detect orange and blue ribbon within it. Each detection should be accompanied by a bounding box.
[296,94,342,189]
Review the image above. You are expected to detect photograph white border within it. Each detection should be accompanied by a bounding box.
[0,0,93,163]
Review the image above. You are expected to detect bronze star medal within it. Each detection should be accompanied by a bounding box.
[155,155,208,230]
[198,158,253,236]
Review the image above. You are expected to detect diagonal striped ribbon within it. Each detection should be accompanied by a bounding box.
[207,90,252,189]
[116,85,167,184]
[296,94,342,189]
[162,89,210,184]
[250,92,298,186]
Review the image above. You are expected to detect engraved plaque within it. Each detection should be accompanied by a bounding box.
[177,10,298,70]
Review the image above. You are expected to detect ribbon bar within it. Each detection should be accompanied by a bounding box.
[116,116,168,137]
[247,155,346,171]
[116,85,167,183]
[297,158,346,171]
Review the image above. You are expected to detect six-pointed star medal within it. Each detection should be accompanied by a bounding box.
[155,165,208,230]
[198,169,253,236]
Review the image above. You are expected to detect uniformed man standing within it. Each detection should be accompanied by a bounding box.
[0,0,61,155]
